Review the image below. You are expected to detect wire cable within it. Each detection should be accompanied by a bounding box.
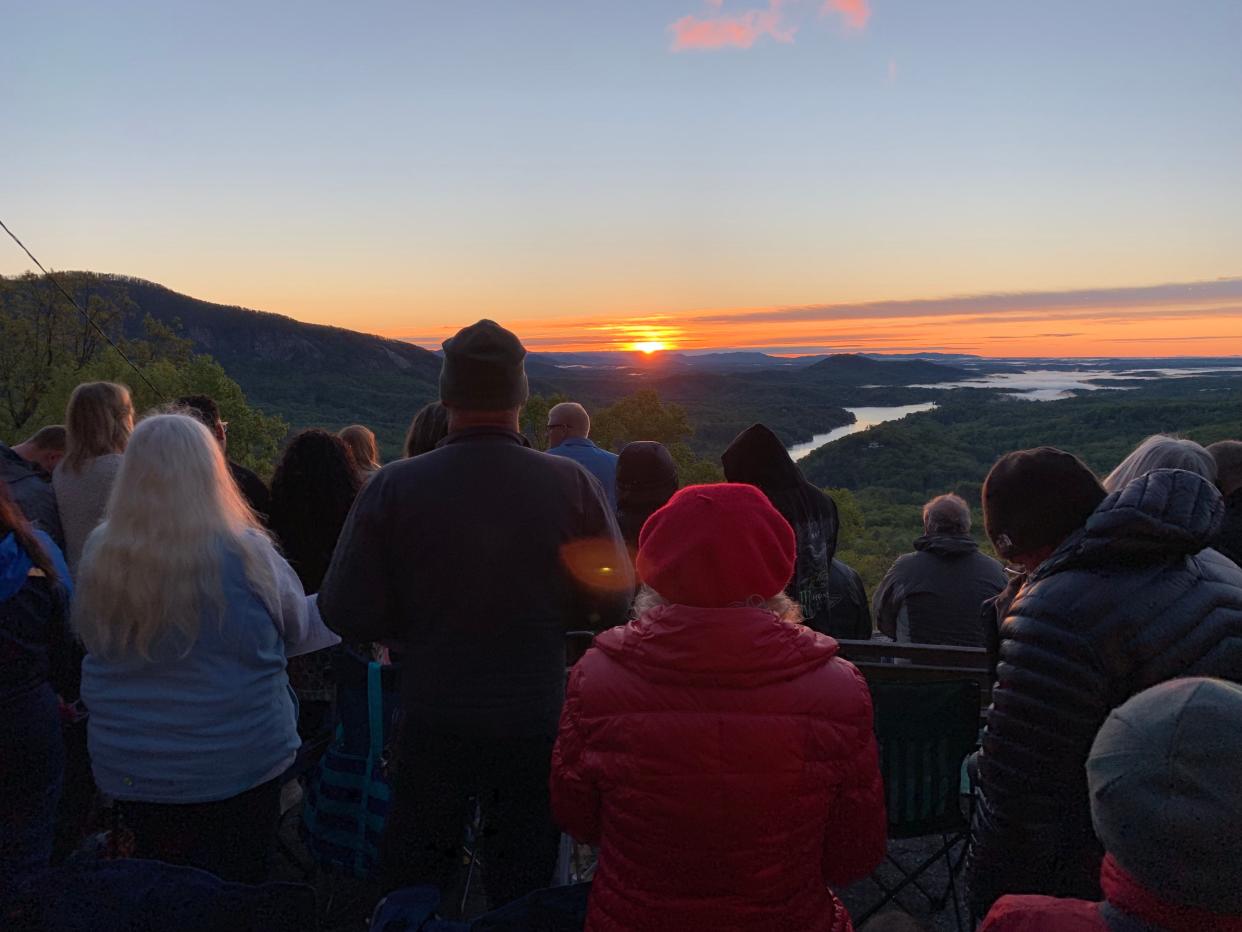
[0,216,160,396]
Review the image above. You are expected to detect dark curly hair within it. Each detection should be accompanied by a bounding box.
[404,401,450,458]
[268,429,361,593]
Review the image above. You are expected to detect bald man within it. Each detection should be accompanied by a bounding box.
[546,402,618,509]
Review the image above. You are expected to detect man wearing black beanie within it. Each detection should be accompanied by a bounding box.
[319,320,633,906]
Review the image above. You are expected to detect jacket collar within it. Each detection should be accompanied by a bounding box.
[593,602,839,689]
[913,534,979,556]
[553,437,598,451]
[1101,854,1242,932]
[1032,469,1222,580]
[438,426,531,449]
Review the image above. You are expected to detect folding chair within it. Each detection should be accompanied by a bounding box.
[856,679,981,932]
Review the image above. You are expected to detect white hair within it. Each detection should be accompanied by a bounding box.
[73,413,278,661]
[632,584,803,625]
[1103,434,1217,493]
[923,493,971,535]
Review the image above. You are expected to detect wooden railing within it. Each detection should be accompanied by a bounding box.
[835,638,993,712]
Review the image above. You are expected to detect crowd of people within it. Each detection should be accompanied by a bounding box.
[2,316,1242,931]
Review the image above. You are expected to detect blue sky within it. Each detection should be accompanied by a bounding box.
[3,1,1241,353]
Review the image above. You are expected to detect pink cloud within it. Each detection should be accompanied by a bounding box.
[823,0,870,30]
[670,0,796,51]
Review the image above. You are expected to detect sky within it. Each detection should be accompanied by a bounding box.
[3,0,1241,356]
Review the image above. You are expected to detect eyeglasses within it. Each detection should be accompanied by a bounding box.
[546,423,567,431]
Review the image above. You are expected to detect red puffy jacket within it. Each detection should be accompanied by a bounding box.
[980,855,1242,932]
[551,603,886,931]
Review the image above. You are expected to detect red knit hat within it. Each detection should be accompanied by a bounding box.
[636,483,796,608]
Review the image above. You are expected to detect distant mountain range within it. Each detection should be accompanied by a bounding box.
[59,274,970,454]
[31,273,1234,458]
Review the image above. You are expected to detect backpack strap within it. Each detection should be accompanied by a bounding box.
[367,660,384,767]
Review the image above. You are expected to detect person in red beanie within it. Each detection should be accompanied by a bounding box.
[550,483,886,932]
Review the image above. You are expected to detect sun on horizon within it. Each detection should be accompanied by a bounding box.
[631,340,668,354]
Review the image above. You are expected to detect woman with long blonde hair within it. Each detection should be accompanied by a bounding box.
[52,381,134,571]
[339,423,381,478]
[75,413,338,883]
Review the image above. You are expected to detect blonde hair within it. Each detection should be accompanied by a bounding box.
[73,413,278,661]
[339,424,380,471]
[63,382,133,472]
[632,584,802,624]
[1104,434,1217,493]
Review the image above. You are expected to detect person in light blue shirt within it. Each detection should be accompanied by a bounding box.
[546,402,618,508]
[74,413,338,884]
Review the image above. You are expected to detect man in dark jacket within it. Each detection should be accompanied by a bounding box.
[1208,440,1242,565]
[0,427,65,547]
[819,558,871,640]
[176,395,271,522]
[967,457,1242,917]
[873,494,1006,646]
[318,320,633,906]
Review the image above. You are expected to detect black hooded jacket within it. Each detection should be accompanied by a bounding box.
[722,425,839,629]
[615,441,678,550]
[967,469,1242,915]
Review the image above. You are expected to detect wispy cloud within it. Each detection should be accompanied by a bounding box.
[692,278,1242,324]
[669,0,868,52]
[823,0,870,30]
[670,0,795,51]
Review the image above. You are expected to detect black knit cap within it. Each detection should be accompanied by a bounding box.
[439,319,529,411]
[983,446,1105,559]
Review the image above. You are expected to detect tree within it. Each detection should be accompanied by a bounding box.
[1,272,287,476]
[521,392,567,450]
[591,390,694,452]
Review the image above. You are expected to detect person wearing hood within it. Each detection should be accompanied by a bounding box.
[981,677,1242,932]
[614,441,678,550]
[551,483,885,931]
[966,455,1242,917]
[0,479,75,888]
[722,424,839,632]
[873,493,1006,646]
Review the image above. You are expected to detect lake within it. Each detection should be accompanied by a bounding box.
[788,403,938,461]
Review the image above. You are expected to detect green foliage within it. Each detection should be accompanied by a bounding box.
[808,383,1242,595]
[0,273,287,476]
[590,390,723,486]
[591,390,694,451]
[521,392,568,450]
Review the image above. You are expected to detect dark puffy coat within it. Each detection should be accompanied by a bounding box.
[967,469,1242,915]
[1217,487,1242,566]
[873,535,1006,646]
[551,603,885,932]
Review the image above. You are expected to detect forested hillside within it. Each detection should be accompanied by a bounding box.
[811,379,1242,591]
